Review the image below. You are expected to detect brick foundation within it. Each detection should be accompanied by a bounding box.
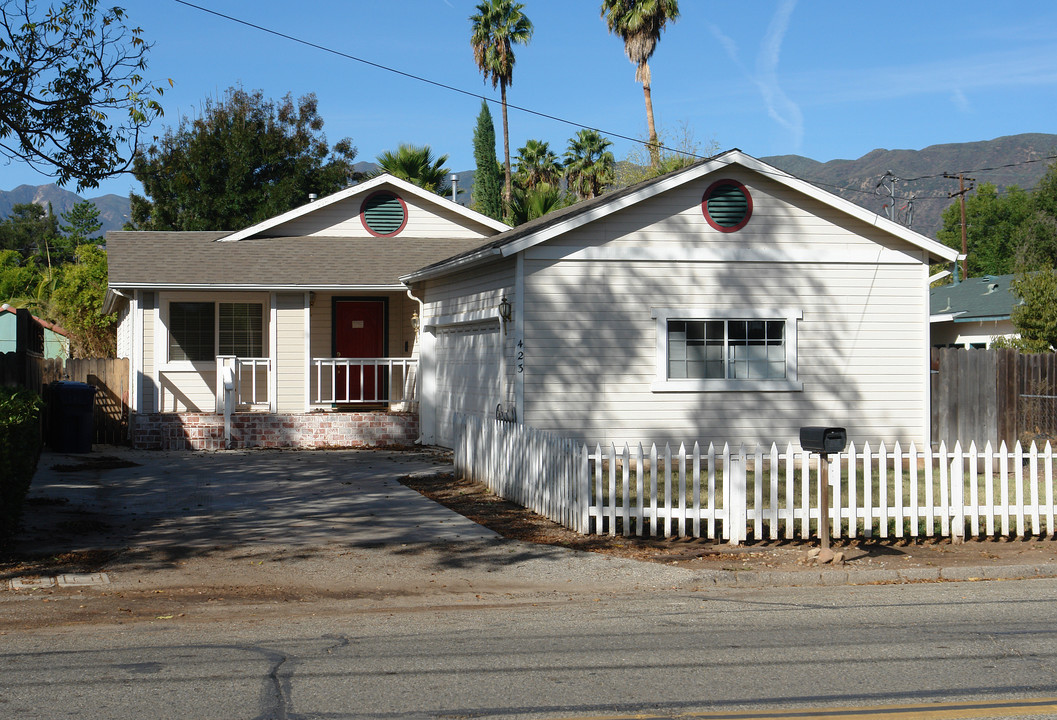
[130,412,419,450]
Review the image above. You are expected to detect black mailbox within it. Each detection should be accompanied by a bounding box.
[800,426,847,454]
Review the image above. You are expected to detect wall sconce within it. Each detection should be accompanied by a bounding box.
[498,296,512,323]
[308,291,316,308]
[411,312,420,332]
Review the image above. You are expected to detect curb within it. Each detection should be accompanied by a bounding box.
[691,563,1057,588]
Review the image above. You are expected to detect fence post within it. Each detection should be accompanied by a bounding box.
[728,445,747,546]
[951,442,965,543]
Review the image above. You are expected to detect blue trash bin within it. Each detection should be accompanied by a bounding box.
[49,381,96,453]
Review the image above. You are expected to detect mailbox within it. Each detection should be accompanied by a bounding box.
[799,426,847,454]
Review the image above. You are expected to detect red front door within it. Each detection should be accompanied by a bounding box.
[334,299,386,402]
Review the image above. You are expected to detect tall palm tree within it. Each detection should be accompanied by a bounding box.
[510,182,565,225]
[470,0,534,215]
[563,129,615,201]
[373,144,451,195]
[514,139,562,191]
[600,0,679,168]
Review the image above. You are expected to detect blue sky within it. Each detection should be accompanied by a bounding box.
[2,0,1056,199]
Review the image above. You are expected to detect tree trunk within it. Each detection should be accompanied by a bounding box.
[500,82,512,218]
[643,74,660,168]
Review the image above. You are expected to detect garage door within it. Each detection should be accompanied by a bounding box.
[434,320,503,447]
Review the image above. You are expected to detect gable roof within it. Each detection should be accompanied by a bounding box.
[930,274,1020,322]
[221,173,509,242]
[401,149,960,283]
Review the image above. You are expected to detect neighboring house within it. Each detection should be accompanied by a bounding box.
[104,175,507,449]
[930,273,1020,348]
[0,303,69,359]
[402,150,960,450]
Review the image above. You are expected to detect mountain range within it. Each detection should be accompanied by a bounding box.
[2,133,1054,241]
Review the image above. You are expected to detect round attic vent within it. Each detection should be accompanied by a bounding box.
[360,191,408,237]
[702,179,752,232]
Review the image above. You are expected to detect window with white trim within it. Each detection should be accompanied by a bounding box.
[167,301,265,363]
[652,308,803,392]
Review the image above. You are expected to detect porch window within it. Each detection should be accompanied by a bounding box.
[169,302,214,362]
[652,308,803,392]
[219,303,263,356]
[168,301,265,362]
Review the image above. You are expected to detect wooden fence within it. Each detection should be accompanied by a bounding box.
[932,347,1057,449]
[1,353,129,445]
[454,415,1057,542]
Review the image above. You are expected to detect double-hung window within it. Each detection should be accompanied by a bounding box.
[168,301,264,363]
[652,308,803,392]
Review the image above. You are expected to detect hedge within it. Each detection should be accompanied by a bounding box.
[0,386,43,545]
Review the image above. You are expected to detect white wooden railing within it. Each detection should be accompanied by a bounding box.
[310,358,417,406]
[215,356,270,411]
[453,415,1057,543]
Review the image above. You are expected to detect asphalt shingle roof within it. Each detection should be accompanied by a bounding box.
[930,274,1019,320]
[106,231,492,287]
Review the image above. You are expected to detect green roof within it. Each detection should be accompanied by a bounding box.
[930,274,1020,322]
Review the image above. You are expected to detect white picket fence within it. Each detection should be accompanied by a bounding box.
[452,414,1057,542]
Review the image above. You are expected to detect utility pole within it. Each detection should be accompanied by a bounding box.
[945,173,975,280]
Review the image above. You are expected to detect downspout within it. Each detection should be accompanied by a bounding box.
[404,284,426,444]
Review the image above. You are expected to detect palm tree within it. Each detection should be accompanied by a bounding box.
[509,182,565,225]
[470,0,534,215]
[373,144,451,195]
[514,139,562,191]
[600,0,680,168]
[563,130,615,201]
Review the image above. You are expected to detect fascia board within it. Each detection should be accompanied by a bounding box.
[108,282,406,292]
[399,246,504,284]
[220,174,508,243]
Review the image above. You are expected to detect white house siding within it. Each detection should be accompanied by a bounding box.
[522,258,927,448]
[420,259,516,446]
[267,192,495,239]
[141,292,155,413]
[116,302,131,360]
[276,293,307,412]
[503,171,935,449]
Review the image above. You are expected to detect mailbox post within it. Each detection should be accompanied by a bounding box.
[799,427,847,550]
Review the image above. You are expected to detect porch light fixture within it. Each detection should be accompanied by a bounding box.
[497,296,512,323]
[309,291,316,308]
[411,312,420,332]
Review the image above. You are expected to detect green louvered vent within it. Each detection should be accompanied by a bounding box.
[706,183,750,228]
[362,192,405,235]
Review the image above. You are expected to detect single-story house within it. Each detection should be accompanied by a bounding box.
[930,273,1020,348]
[0,303,69,359]
[401,150,960,449]
[104,174,508,449]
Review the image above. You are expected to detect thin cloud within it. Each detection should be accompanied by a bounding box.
[706,1,803,149]
[951,88,971,114]
[754,0,802,149]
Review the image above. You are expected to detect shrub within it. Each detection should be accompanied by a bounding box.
[0,387,43,545]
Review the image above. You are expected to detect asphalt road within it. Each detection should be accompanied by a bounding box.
[6,578,1057,719]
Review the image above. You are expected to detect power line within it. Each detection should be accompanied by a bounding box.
[170,0,1053,207]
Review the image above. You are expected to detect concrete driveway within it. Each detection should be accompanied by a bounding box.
[16,447,498,555]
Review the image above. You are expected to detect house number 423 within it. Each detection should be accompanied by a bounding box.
[516,339,524,374]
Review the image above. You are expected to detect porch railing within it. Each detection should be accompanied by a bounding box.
[310,357,417,407]
[215,356,270,411]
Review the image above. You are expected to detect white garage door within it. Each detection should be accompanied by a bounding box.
[434,320,503,447]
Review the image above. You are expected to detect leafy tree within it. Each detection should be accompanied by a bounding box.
[509,182,566,225]
[0,250,41,304]
[1016,161,1057,270]
[614,121,717,187]
[514,139,562,191]
[471,100,503,221]
[0,203,59,262]
[0,0,166,190]
[564,129,615,200]
[601,0,680,168]
[470,0,533,214]
[373,144,451,195]
[1009,269,1057,352]
[937,183,1032,278]
[129,87,357,231]
[60,201,103,246]
[50,244,114,357]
